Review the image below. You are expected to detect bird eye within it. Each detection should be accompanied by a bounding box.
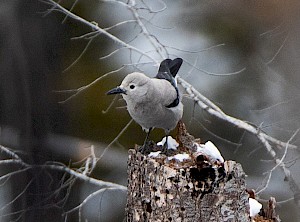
[130,84,135,89]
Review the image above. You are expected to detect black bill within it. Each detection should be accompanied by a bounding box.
[106,87,126,95]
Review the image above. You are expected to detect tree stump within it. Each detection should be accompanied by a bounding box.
[126,121,250,222]
[126,149,249,222]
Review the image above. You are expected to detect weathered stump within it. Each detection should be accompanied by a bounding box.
[126,121,250,221]
[126,148,249,222]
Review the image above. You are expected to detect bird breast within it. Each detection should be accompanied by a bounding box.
[125,79,182,131]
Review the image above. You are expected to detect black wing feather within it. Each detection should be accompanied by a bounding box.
[155,58,183,108]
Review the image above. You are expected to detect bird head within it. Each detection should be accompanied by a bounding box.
[106,72,150,103]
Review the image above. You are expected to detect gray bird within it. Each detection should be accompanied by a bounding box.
[107,58,183,153]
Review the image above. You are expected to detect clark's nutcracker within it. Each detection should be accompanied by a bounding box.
[107,58,183,152]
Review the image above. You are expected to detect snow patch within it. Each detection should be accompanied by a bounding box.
[168,153,190,162]
[249,198,262,217]
[157,136,179,150]
[196,141,224,163]
[148,151,161,158]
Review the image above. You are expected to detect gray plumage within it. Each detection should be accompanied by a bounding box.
[107,58,183,149]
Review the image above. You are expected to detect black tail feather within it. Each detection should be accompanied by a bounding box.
[169,58,183,77]
[156,58,183,85]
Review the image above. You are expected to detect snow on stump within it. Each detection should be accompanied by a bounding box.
[125,121,250,222]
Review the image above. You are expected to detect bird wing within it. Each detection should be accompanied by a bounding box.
[155,58,183,108]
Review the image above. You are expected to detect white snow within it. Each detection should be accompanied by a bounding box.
[148,151,161,158]
[168,153,190,162]
[196,141,224,163]
[157,136,179,150]
[249,198,262,217]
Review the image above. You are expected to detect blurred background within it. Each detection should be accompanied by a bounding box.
[0,0,300,221]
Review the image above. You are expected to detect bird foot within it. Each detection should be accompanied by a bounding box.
[160,142,177,156]
[161,143,168,155]
[138,140,155,154]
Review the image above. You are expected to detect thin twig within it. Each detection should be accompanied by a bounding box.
[99,118,134,160]
[42,163,126,190]
[63,37,94,72]
[56,66,125,104]
[256,129,299,194]
[42,0,158,64]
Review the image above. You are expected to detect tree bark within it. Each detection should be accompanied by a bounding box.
[126,149,249,222]
[126,122,250,221]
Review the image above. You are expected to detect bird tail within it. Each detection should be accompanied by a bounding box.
[158,58,183,77]
[156,58,183,87]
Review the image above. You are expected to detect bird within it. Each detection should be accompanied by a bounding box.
[106,58,183,153]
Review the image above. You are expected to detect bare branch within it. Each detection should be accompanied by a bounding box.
[64,187,124,221]
[0,145,28,166]
[99,118,134,160]
[55,66,125,104]
[62,0,80,23]
[42,0,158,64]
[0,178,34,212]
[63,37,94,72]
[166,43,226,54]
[42,163,126,191]
[256,129,299,194]
[177,77,297,150]
[265,33,289,65]
[182,58,247,76]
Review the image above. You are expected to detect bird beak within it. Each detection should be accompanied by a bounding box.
[106,86,126,95]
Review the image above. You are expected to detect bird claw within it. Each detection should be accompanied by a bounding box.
[161,142,168,155]
[138,140,154,154]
